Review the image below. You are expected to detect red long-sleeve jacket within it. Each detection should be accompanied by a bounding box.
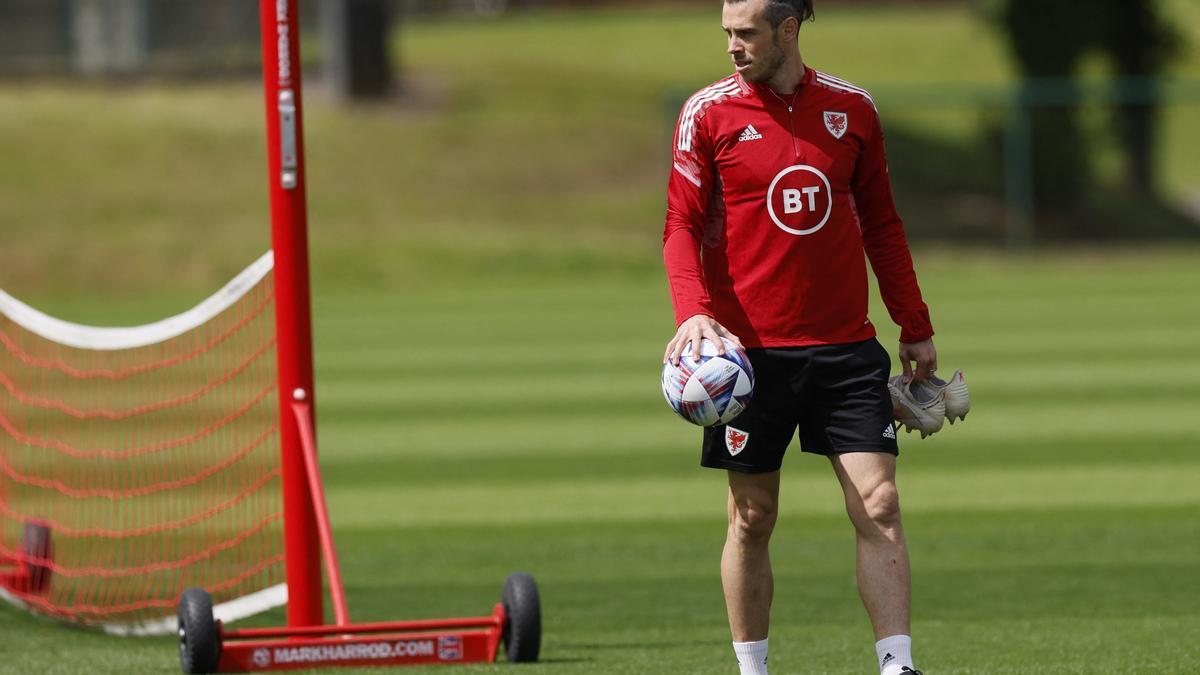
[663,67,934,347]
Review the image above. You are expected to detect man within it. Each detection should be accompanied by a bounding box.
[661,1,935,674]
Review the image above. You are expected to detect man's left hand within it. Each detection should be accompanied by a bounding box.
[898,338,937,382]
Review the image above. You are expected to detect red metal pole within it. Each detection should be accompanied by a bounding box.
[259,0,322,627]
[291,401,350,627]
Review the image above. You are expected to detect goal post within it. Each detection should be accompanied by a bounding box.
[2,3,548,663]
[258,0,323,628]
[0,0,324,634]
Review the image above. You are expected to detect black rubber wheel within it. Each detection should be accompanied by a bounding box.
[178,588,220,674]
[21,520,52,594]
[501,572,541,663]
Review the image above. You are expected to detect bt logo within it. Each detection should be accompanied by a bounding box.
[766,165,832,236]
[781,187,821,215]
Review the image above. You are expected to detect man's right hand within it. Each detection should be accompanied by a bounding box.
[663,314,744,365]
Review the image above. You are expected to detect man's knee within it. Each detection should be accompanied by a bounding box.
[726,470,780,546]
[851,481,902,537]
[729,497,778,545]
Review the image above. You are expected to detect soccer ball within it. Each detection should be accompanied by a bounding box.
[661,337,754,427]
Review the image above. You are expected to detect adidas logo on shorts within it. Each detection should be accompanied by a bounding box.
[883,423,896,440]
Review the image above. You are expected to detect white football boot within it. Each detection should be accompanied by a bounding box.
[927,369,970,423]
[888,375,946,438]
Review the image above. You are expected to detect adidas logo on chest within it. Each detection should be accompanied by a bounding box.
[738,124,763,142]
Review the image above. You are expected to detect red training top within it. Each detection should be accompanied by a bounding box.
[663,67,934,348]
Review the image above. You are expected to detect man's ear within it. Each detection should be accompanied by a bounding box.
[778,16,799,45]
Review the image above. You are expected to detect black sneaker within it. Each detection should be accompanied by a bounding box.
[900,668,923,675]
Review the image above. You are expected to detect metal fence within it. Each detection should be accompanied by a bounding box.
[0,0,565,77]
[0,0,273,77]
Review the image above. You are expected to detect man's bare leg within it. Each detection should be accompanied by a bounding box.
[722,469,780,642]
[830,452,909,636]
[830,452,917,673]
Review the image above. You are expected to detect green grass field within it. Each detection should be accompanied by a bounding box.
[2,3,1200,674]
[2,251,1199,674]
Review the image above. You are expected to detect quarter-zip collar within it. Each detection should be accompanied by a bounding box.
[740,66,813,159]
[741,65,814,105]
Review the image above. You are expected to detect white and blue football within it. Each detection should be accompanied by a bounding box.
[661,337,755,427]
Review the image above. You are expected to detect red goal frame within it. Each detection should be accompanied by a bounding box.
[238,3,530,672]
[0,1,532,665]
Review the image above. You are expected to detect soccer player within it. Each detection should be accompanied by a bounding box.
[661,1,935,674]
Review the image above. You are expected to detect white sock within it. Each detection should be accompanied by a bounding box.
[733,638,769,675]
[876,634,914,675]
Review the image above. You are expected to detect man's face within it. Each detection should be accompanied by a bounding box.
[722,0,786,83]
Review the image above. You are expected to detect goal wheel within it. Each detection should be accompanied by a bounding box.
[22,520,52,594]
[500,572,541,663]
[178,588,221,674]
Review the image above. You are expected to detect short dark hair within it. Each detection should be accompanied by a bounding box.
[726,0,815,29]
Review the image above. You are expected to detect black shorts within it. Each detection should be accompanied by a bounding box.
[701,338,898,473]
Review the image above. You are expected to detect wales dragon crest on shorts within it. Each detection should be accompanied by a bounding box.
[726,427,749,456]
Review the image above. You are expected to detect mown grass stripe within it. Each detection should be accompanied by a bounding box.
[323,463,1200,528]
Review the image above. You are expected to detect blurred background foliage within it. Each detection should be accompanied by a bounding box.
[0,0,1197,297]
